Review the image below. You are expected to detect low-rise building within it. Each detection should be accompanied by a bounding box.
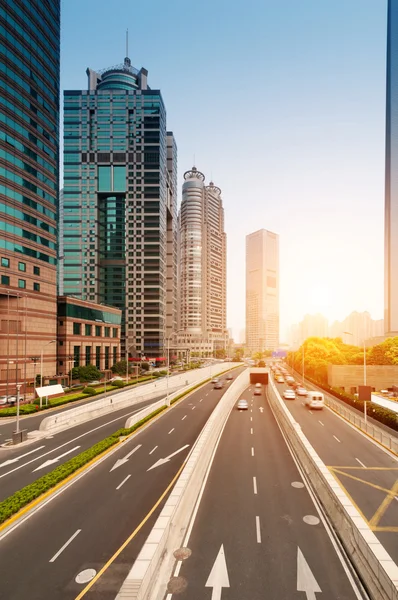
[328,364,398,393]
[57,297,121,377]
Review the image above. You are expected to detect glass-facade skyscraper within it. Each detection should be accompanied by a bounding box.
[63,57,177,360]
[0,0,60,396]
[385,0,398,334]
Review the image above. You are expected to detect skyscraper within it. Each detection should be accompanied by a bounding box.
[178,167,227,355]
[385,0,398,334]
[0,0,60,396]
[246,229,279,352]
[62,56,177,361]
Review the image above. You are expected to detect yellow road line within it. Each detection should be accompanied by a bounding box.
[328,469,369,524]
[372,526,398,532]
[330,468,397,496]
[74,462,185,599]
[369,478,398,528]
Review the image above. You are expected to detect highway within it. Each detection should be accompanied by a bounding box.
[166,383,366,600]
[0,372,242,600]
[274,375,398,564]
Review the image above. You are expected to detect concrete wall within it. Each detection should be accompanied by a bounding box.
[328,364,398,391]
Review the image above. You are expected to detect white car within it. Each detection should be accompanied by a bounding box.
[304,391,324,410]
[296,387,308,396]
[237,399,249,410]
[0,396,9,405]
[283,389,296,400]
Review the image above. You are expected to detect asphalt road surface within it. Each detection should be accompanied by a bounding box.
[166,383,366,600]
[0,371,243,600]
[274,375,398,564]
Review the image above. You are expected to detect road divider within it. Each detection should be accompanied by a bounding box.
[114,368,250,600]
[267,376,398,600]
[39,363,238,435]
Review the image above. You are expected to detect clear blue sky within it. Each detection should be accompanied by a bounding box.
[61,0,388,343]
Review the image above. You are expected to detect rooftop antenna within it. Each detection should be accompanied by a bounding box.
[193,153,196,167]
[126,29,128,57]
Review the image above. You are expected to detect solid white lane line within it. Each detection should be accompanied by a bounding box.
[168,428,174,434]
[355,458,366,468]
[253,476,258,494]
[333,435,341,443]
[256,516,261,543]
[116,475,131,490]
[49,529,81,562]
[251,447,254,456]
[149,446,158,455]
[251,428,253,435]
[319,420,324,426]
[182,415,187,420]
[192,406,196,410]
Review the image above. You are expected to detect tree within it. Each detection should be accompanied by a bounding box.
[70,365,102,382]
[214,348,226,359]
[141,362,150,371]
[111,360,132,376]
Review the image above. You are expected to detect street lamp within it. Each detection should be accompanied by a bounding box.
[166,329,184,407]
[125,343,135,385]
[15,383,21,435]
[344,331,368,421]
[40,340,56,408]
[30,356,39,399]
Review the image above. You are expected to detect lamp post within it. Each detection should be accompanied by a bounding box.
[302,344,305,384]
[166,329,183,407]
[15,383,21,434]
[125,343,135,385]
[40,340,56,408]
[30,357,39,399]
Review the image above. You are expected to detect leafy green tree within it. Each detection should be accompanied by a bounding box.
[214,348,226,359]
[70,365,102,382]
[111,360,132,376]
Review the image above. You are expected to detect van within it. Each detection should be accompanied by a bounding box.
[304,391,324,410]
[254,382,262,395]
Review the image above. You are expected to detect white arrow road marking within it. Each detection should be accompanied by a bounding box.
[297,547,321,600]
[147,444,190,471]
[0,445,45,468]
[259,407,264,413]
[33,446,81,472]
[49,529,81,562]
[205,544,230,600]
[110,444,141,472]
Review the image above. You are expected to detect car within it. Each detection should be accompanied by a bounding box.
[0,396,9,405]
[296,386,308,396]
[254,383,262,395]
[226,374,234,380]
[214,381,224,389]
[89,380,101,385]
[237,399,249,410]
[304,391,324,409]
[211,377,219,384]
[283,389,296,400]
[276,376,284,383]
[285,376,295,384]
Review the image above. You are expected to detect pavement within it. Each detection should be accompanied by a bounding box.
[165,383,366,600]
[0,371,243,600]
[275,375,398,564]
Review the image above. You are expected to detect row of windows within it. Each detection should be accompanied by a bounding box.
[0,200,56,234]
[0,108,56,161]
[69,345,117,370]
[0,237,56,264]
[0,164,55,205]
[0,128,56,178]
[72,322,119,337]
[0,274,40,290]
[0,219,55,250]
[1,256,40,274]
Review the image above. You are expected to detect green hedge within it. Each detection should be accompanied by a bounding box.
[82,386,97,396]
[111,380,125,388]
[0,405,166,525]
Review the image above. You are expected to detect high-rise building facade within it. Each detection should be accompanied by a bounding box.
[246,229,279,352]
[0,0,60,396]
[62,57,177,361]
[178,167,227,355]
[385,0,398,334]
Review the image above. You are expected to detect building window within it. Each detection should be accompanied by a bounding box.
[73,346,80,368]
[85,346,91,366]
[59,320,64,326]
[113,346,117,365]
[96,346,101,368]
[104,327,110,337]
[18,279,26,289]
[1,275,9,285]
[33,283,40,292]
[105,346,110,370]
[113,328,118,338]
[59,341,64,346]
[18,262,26,272]
[73,322,81,335]
[34,266,40,276]
[85,324,92,336]
[95,325,101,337]
[1,257,9,268]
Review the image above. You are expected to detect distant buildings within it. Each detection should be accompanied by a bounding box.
[0,0,61,396]
[62,56,177,362]
[385,0,398,334]
[177,167,227,355]
[246,229,279,352]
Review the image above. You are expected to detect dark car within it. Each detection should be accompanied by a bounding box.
[214,381,224,389]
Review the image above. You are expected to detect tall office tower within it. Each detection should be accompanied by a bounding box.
[385,0,398,334]
[246,229,279,352]
[63,57,177,361]
[0,0,60,396]
[178,167,227,355]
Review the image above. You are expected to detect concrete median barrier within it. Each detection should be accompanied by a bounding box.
[115,368,250,600]
[39,363,238,435]
[267,377,398,600]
